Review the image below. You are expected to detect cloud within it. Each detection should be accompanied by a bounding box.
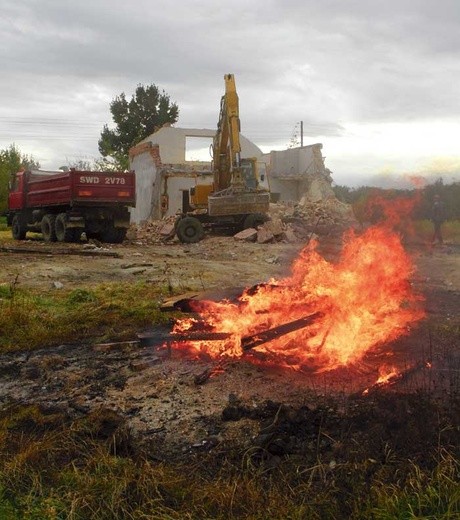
[0,0,459,183]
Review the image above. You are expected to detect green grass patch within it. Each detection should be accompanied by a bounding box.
[0,215,10,240]
[0,281,171,352]
[0,403,458,519]
[413,219,460,243]
[0,216,7,232]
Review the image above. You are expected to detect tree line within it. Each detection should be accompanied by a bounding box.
[0,145,40,214]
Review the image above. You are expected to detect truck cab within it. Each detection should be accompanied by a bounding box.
[7,171,25,223]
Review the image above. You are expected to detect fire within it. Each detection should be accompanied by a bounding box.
[375,365,399,385]
[362,364,401,395]
[172,224,425,371]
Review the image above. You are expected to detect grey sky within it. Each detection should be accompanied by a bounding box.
[1,0,459,186]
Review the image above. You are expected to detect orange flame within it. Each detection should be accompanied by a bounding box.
[375,365,399,385]
[173,224,425,371]
[362,364,400,394]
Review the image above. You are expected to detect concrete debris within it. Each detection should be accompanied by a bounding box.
[159,222,176,238]
[129,216,179,245]
[298,173,335,204]
[252,198,356,245]
[126,197,356,247]
[234,228,258,242]
[256,228,275,244]
[283,226,298,243]
[261,217,284,238]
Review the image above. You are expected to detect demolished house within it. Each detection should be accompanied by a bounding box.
[265,143,335,203]
[129,126,353,244]
[129,126,268,223]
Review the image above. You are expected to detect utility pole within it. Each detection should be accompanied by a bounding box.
[300,120,304,147]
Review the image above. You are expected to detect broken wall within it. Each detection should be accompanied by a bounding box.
[129,142,162,223]
[265,144,335,203]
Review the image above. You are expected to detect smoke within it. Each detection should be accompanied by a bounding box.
[364,156,460,189]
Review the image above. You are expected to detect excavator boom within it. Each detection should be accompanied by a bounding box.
[208,74,270,217]
[213,74,242,191]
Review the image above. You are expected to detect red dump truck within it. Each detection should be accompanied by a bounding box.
[7,168,136,243]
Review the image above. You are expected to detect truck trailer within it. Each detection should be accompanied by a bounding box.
[7,168,135,243]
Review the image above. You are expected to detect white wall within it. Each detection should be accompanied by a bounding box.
[129,152,158,223]
[139,127,264,164]
[266,144,323,179]
[263,144,334,202]
[269,178,302,202]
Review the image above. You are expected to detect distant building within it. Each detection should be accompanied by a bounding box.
[129,126,264,223]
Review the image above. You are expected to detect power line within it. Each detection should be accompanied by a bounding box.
[0,135,98,141]
[0,116,105,124]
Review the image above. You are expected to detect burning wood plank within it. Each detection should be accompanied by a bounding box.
[191,312,322,385]
[240,312,322,351]
[138,312,322,352]
[361,360,432,396]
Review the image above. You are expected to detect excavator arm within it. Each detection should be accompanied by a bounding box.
[213,74,244,191]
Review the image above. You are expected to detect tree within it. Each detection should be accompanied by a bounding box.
[98,83,179,170]
[0,145,40,214]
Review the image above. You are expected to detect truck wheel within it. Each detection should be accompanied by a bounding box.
[55,213,75,242]
[176,217,204,243]
[12,215,27,240]
[41,214,57,242]
[100,227,127,244]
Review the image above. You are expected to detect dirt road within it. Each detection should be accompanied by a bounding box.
[0,236,302,292]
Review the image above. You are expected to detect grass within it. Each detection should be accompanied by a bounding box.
[411,219,460,243]
[0,280,171,352]
[0,215,10,241]
[365,450,460,519]
[0,401,458,519]
[0,215,7,230]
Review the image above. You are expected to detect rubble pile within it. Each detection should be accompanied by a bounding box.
[127,198,356,247]
[127,216,178,244]
[237,198,357,244]
[286,198,357,237]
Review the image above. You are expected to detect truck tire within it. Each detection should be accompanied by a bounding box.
[100,227,127,244]
[176,217,204,243]
[12,214,27,240]
[55,213,75,242]
[41,214,57,242]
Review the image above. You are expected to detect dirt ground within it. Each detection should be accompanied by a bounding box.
[1,233,459,459]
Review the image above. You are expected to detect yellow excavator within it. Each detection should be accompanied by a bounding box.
[175,74,270,243]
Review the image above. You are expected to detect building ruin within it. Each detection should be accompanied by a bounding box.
[129,126,335,224]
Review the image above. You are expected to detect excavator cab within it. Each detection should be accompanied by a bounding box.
[241,158,258,189]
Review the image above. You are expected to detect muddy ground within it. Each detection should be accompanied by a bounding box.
[0,233,459,461]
